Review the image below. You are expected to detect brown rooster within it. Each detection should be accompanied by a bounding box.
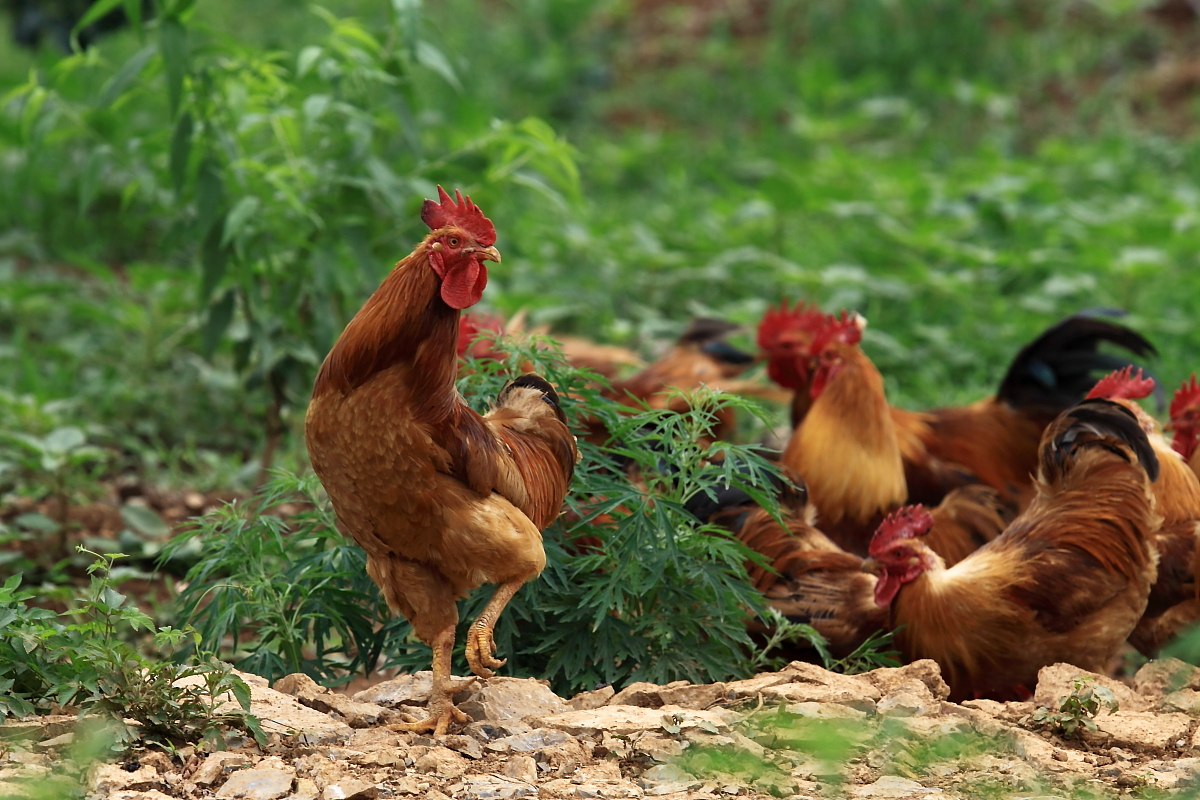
[305,188,579,736]
[1086,368,1200,655]
[865,399,1162,700]
[1171,374,1200,480]
[764,306,1157,552]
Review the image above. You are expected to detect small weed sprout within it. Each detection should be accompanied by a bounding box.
[1023,676,1118,737]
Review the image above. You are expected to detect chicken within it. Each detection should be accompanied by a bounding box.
[865,399,1162,700]
[685,474,1007,658]
[457,311,645,381]
[305,188,579,736]
[1170,374,1200,480]
[1086,367,1200,655]
[764,307,1157,552]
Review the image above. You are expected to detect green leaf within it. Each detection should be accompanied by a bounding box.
[195,157,224,236]
[99,45,156,108]
[18,86,47,144]
[297,46,323,78]
[202,289,236,359]
[221,197,261,248]
[120,506,169,538]
[13,513,60,534]
[159,18,189,118]
[123,0,144,36]
[200,227,229,301]
[43,427,86,455]
[415,41,460,90]
[169,111,193,195]
[79,146,109,214]
[71,0,125,49]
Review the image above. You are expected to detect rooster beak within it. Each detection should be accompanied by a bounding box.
[860,558,882,576]
[478,246,502,263]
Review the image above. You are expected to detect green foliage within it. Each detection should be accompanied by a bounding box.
[0,550,262,749]
[1024,676,1119,738]
[168,337,785,694]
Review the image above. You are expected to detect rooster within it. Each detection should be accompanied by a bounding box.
[1171,374,1200,480]
[865,399,1162,700]
[305,188,579,736]
[763,306,1157,552]
[1086,368,1200,655]
[457,311,645,381]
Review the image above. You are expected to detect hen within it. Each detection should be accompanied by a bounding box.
[866,399,1162,700]
[305,188,579,736]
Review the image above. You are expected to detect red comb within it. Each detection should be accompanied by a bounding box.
[808,310,865,355]
[1086,366,1155,401]
[756,299,826,349]
[420,186,496,246]
[868,505,932,558]
[457,312,504,358]
[1170,374,1200,422]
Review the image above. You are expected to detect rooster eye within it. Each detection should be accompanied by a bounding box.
[448,237,460,247]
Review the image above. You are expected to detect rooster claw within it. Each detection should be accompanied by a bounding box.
[465,625,507,678]
[388,702,470,737]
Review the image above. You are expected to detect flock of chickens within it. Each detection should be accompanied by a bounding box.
[303,188,1200,735]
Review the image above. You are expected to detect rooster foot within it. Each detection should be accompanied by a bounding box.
[465,623,506,678]
[388,675,475,736]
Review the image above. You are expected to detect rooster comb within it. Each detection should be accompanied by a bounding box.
[420,186,496,247]
[868,505,932,558]
[1086,366,1155,402]
[809,310,866,354]
[1170,374,1200,422]
[756,299,827,349]
[457,312,504,359]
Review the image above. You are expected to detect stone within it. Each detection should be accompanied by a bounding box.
[533,705,732,737]
[441,733,484,759]
[531,736,593,773]
[657,682,726,710]
[0,715,76,742]
[1134,658,1200,699]
[89,764,166,794]
[785,701,869,721]
[851,776,941,798]
[863,660,950,701]
[286,778,320,800]
[637,764,697,788]
[463,720,534,742]
[1089,710,1192,753]
[1161,689,1200,715]
[319,778,378,799]
[876,690,939,717]
[458,677,570,722]
[1032,663,1148,713]
[503,754,538,783]
[759,663,880,712]
[273,673,321,696]
[610,682,666,708]
[414,746,469,778]
[191,752,251,786]
[351,672,433,707]
[723,671,796,699]
[568,685,615,711]
[272,673,387,728]
[486,727,574,753]
[33,732,74,751]
[214,765,296,799]
[449,776,537,799]
[542,778,645,798]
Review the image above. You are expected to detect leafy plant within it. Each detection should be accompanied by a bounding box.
[0,550,262,749]
[1023,676,1119,738]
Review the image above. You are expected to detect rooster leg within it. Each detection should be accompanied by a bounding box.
[389,626,473,736]
[465,580,523,678]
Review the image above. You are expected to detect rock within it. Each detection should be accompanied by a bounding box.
[0,715,76,742]
[785,701,869,720]
[1134,658,1200,699]
[542,778,644,798]
[458,677,570,722]
[352,672,433,707]
[1161,689,1200,715]
[568,685,615,711]
[90,764,167,794]
[441,733,484,759]
[503,755,538,783]
[486,727,574,753]
[636,764,696,789]
[851,776,941,798]
[1033,663,1148,713]
[759,663,880,712]
[273,673,387,728]
[876,690,939,717]
[1088,710,1192,753]
[463,720,534,742]
[214,765,295,799]
[449,776,537,799]
[33,732,74,751]
[533,705,732,737]
[287,778,320,800]
[192,753,251,786]
[609,682,665,708]
[864,660,950,701]
[723,671,797,699]
[319,778,378,799]
[414,746,469,778]
[657,682,726,710]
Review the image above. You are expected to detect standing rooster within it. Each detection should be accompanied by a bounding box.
[305,188,579,736]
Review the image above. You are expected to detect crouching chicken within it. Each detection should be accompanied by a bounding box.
[305,188,579,735]
[865,399,1162,700]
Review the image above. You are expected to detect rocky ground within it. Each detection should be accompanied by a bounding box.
[6,658,1200,799]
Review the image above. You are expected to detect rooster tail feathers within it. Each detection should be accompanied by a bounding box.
[1046,398,1160,482]
[996,312,1159,414]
